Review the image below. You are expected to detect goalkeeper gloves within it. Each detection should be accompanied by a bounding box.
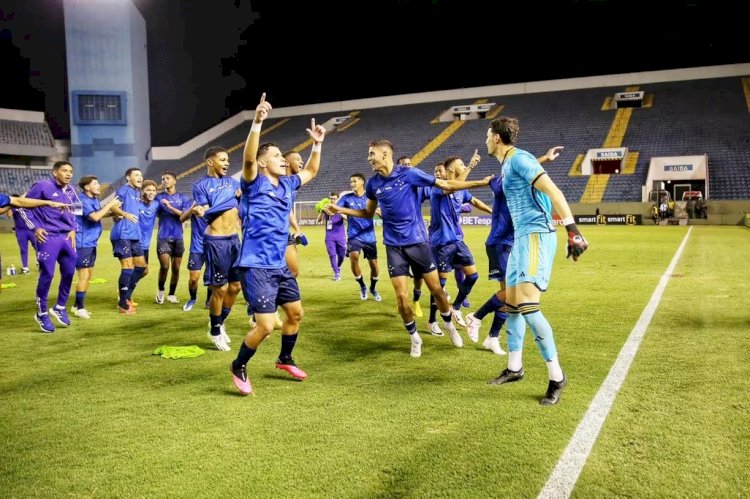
[565,223,588,262]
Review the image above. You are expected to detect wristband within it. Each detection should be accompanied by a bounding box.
[251,122,262,133]
[562,216,575,226]
[311,143,322,153]
[565,223,580,236]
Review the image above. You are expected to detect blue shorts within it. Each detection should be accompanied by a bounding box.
[347,239,378,260]
[76,247,97,269]
[157,238,185,257]
[385,242,436,279]
[506,232,557,291]
[432,241,474,273]
[203,234,242,286]
[112,239,144,259]
[187,251,205,271]
[486,243,512,281]
[240,267,301,314]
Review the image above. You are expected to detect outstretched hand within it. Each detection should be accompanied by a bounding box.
[306,118,326,143]
[255,92,272,123]
[480,175,494,185]
[545,146,564,162]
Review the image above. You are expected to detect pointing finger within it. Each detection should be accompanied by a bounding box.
[260,92,266,104]
[311,118,316,130]
[473,149,478,156]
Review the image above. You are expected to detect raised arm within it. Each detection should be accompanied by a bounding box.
[297,119,326,186]
[242,92,273,183]
[435,175,493,193]
[457,149,481,181]
[537,146,564,165]
[326,198,377,219]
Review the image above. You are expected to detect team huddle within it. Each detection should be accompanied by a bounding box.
[2,93,589,404]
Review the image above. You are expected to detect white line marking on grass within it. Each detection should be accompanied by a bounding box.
[538,227,693,499]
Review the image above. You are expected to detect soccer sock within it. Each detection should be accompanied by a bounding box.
[189,286,197,300]
[476,294,504,320]
[413,288,422,302]
[454,268,465,286]
[520,304,558,364]
[127,266,147,300]
[168,282,177,296]
[440,310,452,325]
[118,269,133,307]
[505,305,525,370]
[158,270,166,291]
[220,306,232,323]
[209,314,222,336]
[354,275,366,291]
[429,295,437,323]
[206,287,213,304]
[370,276,378,292]
[453,272,478,309]
[404,321,417,335]
[546,355,564,382]
[279,333,298,360]
[75,291,86,309]
[489,310,507,338]
[233,341,256,369]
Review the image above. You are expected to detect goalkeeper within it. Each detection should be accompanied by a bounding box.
[483,116,588,406]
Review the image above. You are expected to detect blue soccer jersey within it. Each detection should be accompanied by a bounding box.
[138,200,158,250]
[0,193,9,208]
[502,148,555,237]
[486,175,514,247]
[192,175,240,224]
[76,194,103,249]
[337,192,376,244]
[189,214,208,254]
[155,192,191,239]
[428,188,472,246]
[239,174,301,268]
[365,166,434,246]
[111,184,142,241]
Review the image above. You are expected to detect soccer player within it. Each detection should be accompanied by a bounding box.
[8,194,37,274]
[192,147,242,351]
[0,193,67,298]
[109,168,145,314]
[22,161,80,332]
[179,201,210,311]
[230,93,326,395]
[282,150,306,279]
[336,173,381,301]
[154,172,191,304]
[72,176,122,319]
[326,140,492,358]
[483,117,587,405]
[316,191,346,281]
[395,155,422,316]
[127,180,159,302]
[424,158,492,338]
[465,145,563,355]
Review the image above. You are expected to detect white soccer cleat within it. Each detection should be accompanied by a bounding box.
[410,333,423,358]
[155,290,165,304]
[465,313,481,343]
[220,323,231,344]
[207,329,231,351]
[450,308,466,328]
[167,295,180,304]
[72,307,92,319]
[427,321,444,337]
[483,336,507,356]
[444,321,463,348]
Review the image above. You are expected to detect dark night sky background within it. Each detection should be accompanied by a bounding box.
[0,0,746,146]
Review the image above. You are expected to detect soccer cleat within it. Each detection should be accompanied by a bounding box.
[275,357,308,380]
[220,324,231,344]
[461,298,471,308]
[72,307,92,319]
[34,312,55,333]
[167,295,180,304]
[48,306,71,327]
[371,289,382,302]
[465,313,481,343]
[21,267,30,274]
[489,368,525,385]
[412,300,423,318]
[410,333,423,358]
[182,299,196,312]
[450,308,466,328]
[155,290,165,304]
[230,363,253,395]
[359,287,368,300]
[127,299,138,308]
[427,321,444,337]
[540,375,567,406]
[482,336,507,356]
[117,305,136,315]
[207,330,230,351]
[333,273,341,281]
[444,321,463,348]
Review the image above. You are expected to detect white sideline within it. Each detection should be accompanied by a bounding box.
[538,227,693,499]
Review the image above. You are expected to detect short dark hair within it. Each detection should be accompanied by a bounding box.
[397,156,410,164]
[52,161,72,171]
[350,173,365,182]
[329,192,339,198]
[204,146,227,160]
[257,142,279,159]
[125,167,141,178]
[369,139,394,152]
[443,156,460,170]
[489,117,519,146]
[162,171,176,180]
[282,150,299,159]
[78,176,98,190]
